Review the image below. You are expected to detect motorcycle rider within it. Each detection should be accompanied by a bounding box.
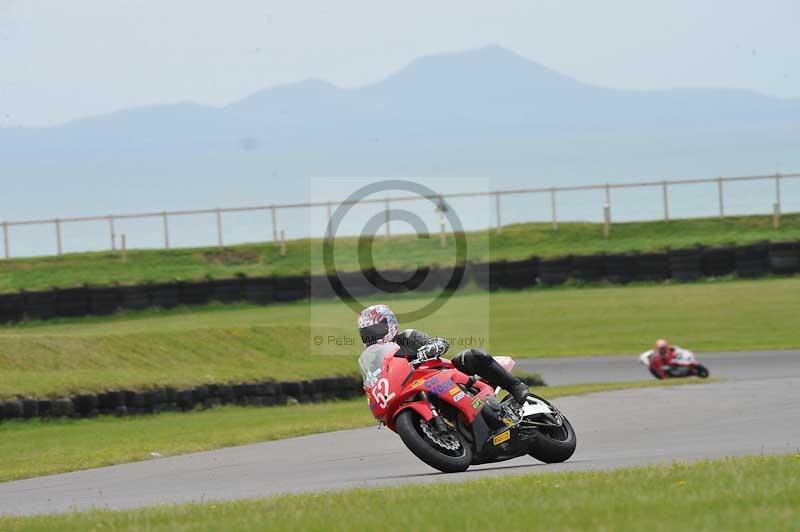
[357,304,530,405]
[639,338,694,379]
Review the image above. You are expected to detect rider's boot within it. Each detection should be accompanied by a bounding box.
[481,357,529,405]
[509,381,530,405]
[454,349,530,406]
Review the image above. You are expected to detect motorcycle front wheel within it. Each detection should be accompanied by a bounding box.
[395,409,472,473]
[695,364,710,378]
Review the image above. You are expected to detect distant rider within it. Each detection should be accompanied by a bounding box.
[639,339,694,379]
[357,304,530,405]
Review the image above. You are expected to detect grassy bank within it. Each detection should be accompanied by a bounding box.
[0,277,797,399]
[1,213,798,293]
[4,454,797,530]
[0,380,706,482]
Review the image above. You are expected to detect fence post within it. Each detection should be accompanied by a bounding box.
[605,183,611,212]
[215,208,223,248]
[662,181,670,222]
[270,205,278,243]
[121,234,127,262]
[108,216,116,252]
[279,230,286,256]
[603,204,611,239]
[775,173,782,217]
[55,219,63,256]
[550,188,558,231]
[162,211,170,249]
[495,192,502,235]
[384,197,391,241]
[717,177,724,218]
[773,203,781,229]
[1,222,8,259]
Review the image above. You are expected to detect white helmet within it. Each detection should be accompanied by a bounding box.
[357,304,398,346]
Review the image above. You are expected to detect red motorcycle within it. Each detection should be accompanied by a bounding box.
[359,342,576,473]
[639,348,710,380]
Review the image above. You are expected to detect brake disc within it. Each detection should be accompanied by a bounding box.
[419,419,461,452]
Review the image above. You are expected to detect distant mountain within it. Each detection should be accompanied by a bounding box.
[2,45,800,162]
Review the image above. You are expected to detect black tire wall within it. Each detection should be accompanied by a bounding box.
[0,240,797,324]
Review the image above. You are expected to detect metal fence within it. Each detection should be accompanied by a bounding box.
[1,172,798,259]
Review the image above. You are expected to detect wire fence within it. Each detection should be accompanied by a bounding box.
[2,172,798,260]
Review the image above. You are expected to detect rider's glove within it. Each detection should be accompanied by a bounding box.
[410,338,449,367]
[411,344,437,367]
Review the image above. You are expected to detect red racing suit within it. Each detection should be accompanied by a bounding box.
[639,346,693,379]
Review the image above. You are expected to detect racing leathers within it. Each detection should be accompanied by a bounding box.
[639,345,694,379]
[393,329,529,405]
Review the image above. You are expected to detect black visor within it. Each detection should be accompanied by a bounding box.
[360,321,389,346]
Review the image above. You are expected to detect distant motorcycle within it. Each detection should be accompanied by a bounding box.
[639,347,710,380]
[359,343,576,473]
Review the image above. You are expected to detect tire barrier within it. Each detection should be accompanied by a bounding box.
[88,286,120,316]
[635,252,670,282]
[413,266,443,293]
[179,281,210,306]
[604,254,637,284]
[735,242,770,279]
[538,257,570,286]
[118,285,149,311]
[668,247,705,282]
[23,289,57,320]
[571,255,606,283]
[147,282,180,309]
[470,261,498,291]
[55,287,90,317]
[0,371,548,423]
[243,277,274,304]
[0,376,367,423]
[0,292,24,324]
[703,246,736,277]
[768,242,800,275]
[499,258,540,289]
[209,278,244,304]
[273,275,309,302]
[0,240,797,324]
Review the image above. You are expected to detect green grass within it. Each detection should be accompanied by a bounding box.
[1,213,799,293]
[0,379,706,482]
[0,277,797,399]
[4,454,797,531]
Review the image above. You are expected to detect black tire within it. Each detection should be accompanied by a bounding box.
[695,365,710,379]
[518,394,576,464]
[529,416,577,464]
[395,410,472,473]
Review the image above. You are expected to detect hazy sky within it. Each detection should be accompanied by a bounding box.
[1,0,798,127]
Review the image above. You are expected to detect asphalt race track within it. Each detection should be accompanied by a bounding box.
[515,349,800,385]
[1,350,798,516]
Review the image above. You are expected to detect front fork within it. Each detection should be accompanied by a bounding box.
[420,391,448,432]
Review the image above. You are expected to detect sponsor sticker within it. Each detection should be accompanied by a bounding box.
[448,387,461,396]
[411,379,425,389]
[492,430,511,446]
[471,398,483,410]
[453,391,465,402]
[427,378,455,395]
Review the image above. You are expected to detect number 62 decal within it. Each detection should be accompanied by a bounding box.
[371,378,396,408]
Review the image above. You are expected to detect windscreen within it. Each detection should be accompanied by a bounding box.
[358,342,400,387]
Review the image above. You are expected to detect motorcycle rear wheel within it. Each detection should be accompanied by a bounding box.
[518,394,577,464]
[395,410,472,473]
[529,416,577,463]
